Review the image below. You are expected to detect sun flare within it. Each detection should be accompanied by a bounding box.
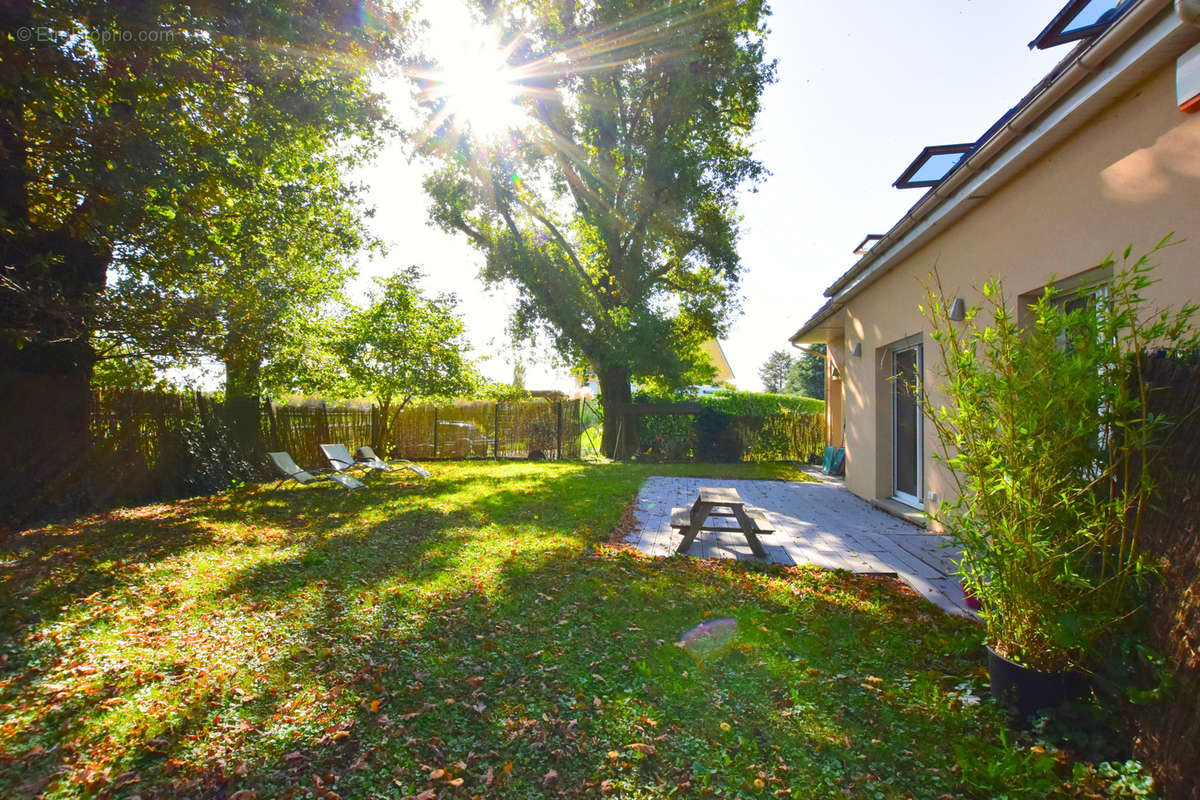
[418,9,525,140]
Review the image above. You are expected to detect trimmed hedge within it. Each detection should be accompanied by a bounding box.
[634,389,824,416]
[634,390,825,463]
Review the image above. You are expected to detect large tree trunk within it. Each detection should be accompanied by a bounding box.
[597,365,639,460]
[224,354,262,398]
[0,341,96,525]
[0,236,108,525]
[374,399,392,455]
[222,355,263,466]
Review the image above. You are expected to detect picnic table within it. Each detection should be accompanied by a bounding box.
[670,487,774,559]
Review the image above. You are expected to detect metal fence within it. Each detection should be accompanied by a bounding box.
[76,390,821,518]
[263,399,584,467]
[84,392,584,511]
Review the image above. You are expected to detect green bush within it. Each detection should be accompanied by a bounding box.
[637,414,695,461]
[632,390,825,462]
[695,409,741,462]
[922,239,1197,671]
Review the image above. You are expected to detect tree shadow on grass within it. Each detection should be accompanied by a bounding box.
[0,478,393,644]
[1,463,1012,799]
[0,505,216,647]
[45,553,994,797]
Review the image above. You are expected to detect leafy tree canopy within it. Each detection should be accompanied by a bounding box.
[784,343,825,399]
[0,0,410,517]
[758,349,793,394]
[101,133,378,397]
[2,0,407,358]
[417,0,774,457]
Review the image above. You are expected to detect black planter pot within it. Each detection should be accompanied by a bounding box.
[987,645,1089,723]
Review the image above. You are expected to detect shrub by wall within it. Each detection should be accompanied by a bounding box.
[1127,352,1200,800]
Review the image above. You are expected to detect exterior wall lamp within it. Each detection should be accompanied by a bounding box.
[948,297,967,321]
[850,342,863,357]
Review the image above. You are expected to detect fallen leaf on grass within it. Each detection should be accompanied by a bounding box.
[627,742,655,755]
[542,769,558,786]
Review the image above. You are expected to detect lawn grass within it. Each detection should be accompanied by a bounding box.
[1,462,1135,798]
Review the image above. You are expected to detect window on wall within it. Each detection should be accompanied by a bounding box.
[1037,280,1113,477]
[1054,284,1109,352]
[1018,263,1113,329]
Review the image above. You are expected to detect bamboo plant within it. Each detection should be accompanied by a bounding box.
[920,238,1197,672]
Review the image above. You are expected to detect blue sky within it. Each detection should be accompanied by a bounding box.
[356,0,1073,391]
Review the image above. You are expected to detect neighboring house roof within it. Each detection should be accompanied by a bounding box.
[571,338,734,388]
[701,338,735,385]
[791,0,1197,344]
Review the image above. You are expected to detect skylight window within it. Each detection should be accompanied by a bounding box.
[854,235,884,255]
[1029,0,1134,50]
[893,144,974,190]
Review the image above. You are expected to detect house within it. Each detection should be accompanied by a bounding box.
[571,338,735,398]
[694,338,736,396]
[789,0,1200,523]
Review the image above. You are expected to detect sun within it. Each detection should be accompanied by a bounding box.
[418,10,525,140]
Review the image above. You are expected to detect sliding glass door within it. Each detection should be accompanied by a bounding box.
[892,345,922,507]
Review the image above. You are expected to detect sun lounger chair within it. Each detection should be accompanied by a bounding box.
[267,451,365,491]
[355,445,431,478]
[320,443,371,475]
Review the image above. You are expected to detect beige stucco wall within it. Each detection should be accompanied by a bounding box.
[825,334,845,447]
[826,62,1200,516]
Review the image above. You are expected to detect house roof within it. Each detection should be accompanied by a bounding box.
[790,0,1196,344]
[701,339,735,384]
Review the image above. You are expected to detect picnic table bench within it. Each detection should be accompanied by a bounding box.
[670,487,774,559]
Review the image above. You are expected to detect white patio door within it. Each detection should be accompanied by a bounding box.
[892,345,923,508]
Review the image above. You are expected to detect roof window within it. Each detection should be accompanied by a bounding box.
[1029,0,1135,50]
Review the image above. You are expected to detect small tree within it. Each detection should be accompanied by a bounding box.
[784,344,826,399]
[335,268,477,452]
[758,350,793,393]
[922,240,1197,672]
